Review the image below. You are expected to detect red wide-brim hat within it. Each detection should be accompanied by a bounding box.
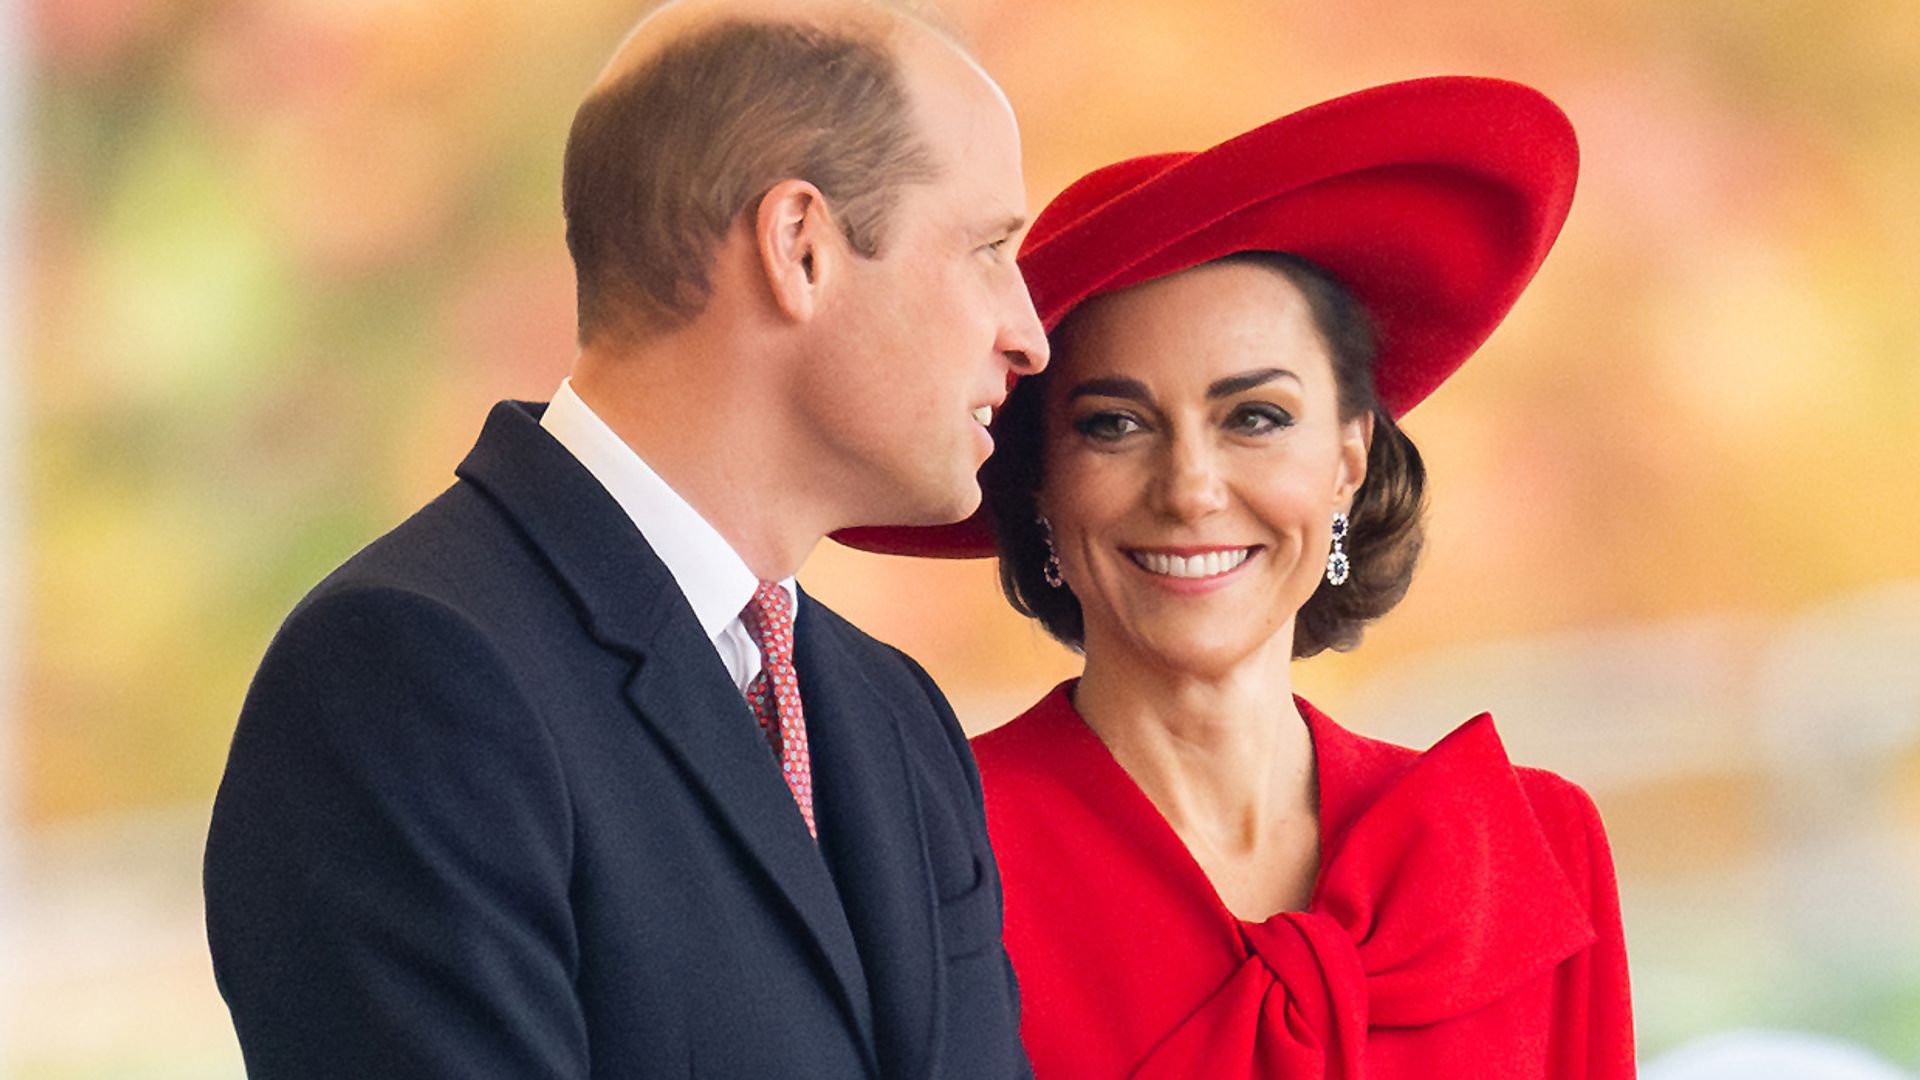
[837,75,1578,559]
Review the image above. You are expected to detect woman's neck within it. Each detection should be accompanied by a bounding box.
[1074,637,1317,871]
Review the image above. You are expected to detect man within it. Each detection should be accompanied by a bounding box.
[204,0,1048,1075]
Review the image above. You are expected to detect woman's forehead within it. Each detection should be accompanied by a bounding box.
[1047,265,1334,392]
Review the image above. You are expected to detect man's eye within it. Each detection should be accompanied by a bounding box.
[1229,403,1294,435]
[1073,412,1143,441]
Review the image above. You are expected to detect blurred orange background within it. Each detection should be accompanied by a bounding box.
[9,0,1920,1074]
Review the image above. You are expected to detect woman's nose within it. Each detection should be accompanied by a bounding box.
[1153,435,1230,521]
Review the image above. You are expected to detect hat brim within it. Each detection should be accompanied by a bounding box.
[836,76,1577,559]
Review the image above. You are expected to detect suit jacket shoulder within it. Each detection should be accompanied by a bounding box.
[209,401,1030,1079]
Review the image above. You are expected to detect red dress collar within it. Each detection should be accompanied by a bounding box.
[1004,681,1598,1077]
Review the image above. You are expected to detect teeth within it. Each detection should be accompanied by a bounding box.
[1131,548,1251,579]
[972,406,993,426]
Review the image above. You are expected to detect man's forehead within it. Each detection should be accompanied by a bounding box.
[905,61,1027,218]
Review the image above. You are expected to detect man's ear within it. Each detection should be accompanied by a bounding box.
[756,179,837,323]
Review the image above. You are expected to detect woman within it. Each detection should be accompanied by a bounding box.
[845,77,1632,1077]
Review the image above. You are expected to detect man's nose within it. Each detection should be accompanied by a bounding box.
[999,273,1050,375]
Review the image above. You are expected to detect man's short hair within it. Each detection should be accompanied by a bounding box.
[562,16,941,342]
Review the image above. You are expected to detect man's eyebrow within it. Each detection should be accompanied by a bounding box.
[1066,377,1152,403]
[1208,368,1299,398]
[986,214,1027,237]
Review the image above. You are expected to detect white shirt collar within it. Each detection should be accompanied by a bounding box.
[539,378,798,650]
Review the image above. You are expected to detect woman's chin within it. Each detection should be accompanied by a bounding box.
[1110,620,1293,681]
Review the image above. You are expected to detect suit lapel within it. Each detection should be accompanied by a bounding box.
[455,402,878,1073]
[623,632,877,1064]
[797,599,940,1080]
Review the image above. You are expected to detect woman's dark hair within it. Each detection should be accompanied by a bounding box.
[981,251,1427,659]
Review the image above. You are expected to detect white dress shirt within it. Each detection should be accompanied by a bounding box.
[540,377,797,695]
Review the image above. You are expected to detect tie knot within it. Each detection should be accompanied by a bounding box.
[741,580,794,657]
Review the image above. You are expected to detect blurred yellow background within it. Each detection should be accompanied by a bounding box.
[9,0,1920,1074]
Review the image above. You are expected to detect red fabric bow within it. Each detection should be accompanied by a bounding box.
[1128,716,1597,1080]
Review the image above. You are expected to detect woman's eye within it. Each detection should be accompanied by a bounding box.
[1072,411,1143,442]
[1228,403,1293,435]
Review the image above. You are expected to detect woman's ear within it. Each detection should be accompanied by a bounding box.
[755,178,837,322]
[1336,410,1374,504]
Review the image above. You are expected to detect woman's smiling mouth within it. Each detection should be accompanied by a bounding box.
[1126,546,1259,579]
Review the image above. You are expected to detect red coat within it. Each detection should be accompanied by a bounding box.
[975,683,1634,1079]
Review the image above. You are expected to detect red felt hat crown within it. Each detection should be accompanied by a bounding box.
[837,75,1578,559]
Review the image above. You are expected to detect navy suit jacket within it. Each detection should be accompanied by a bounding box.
[205,401,1030,1078]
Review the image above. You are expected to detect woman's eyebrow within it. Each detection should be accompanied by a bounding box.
[1207,368,1298,399]
[1066,377,1153,403]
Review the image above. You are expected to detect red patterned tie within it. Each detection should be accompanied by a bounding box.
[740,581,815,838]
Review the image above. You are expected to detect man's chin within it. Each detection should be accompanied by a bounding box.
[905,484,982,528]
[857,479,981,530]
